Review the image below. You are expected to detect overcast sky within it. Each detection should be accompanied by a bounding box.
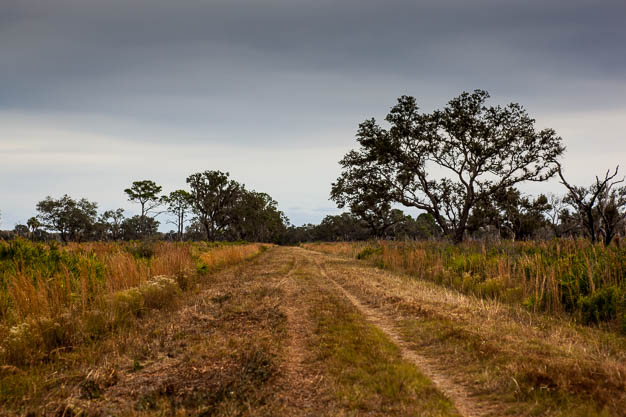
[1,0,625,229]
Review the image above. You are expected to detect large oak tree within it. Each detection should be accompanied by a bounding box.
[333,90,565,243]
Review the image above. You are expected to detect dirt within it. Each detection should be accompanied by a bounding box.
[274,255,330,415]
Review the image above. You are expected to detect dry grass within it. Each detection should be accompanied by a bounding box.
[308,249,626,416]
[298,266,460,416]
[0,240,266,367]
[0,247,284,416]
[3,244,622,416]
[304,239,626,332]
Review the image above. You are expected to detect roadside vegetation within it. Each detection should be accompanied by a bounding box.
[0,239,266,367]
[308,249,625,416]
[304,239,626,333]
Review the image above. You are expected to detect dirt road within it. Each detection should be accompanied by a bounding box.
[4,246,624,416]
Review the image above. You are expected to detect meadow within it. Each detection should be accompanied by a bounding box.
[0,241,623,416]
[0,239,266,366]
[304,239,626,333]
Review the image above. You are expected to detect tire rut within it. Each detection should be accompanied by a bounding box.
[277,255,327,415]
[305,251,499,417]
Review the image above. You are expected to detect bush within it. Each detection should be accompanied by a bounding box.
[357,246,382,260]
[580,286,624,326]
[139,275,180,309]
[111,288,144,326]
[125,240,156,259]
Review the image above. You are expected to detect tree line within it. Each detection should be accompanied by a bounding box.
[2,90,624,245]
[3,170,288,243]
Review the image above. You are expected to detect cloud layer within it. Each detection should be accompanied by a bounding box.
[1,0,625,228]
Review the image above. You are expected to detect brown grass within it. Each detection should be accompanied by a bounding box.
[306,248,626,416]
[304,239,626,331]
[0,241,266,367]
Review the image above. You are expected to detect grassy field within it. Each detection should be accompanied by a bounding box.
[0,239,266,366]
[0,242,624,416]
[303,239,626,333]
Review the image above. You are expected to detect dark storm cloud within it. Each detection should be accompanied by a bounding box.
[1,0,625,229]
[2,0,626,145]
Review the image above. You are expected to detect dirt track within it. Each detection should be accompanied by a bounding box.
[5,246,624,416]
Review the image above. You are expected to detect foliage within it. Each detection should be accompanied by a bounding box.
[161,189,193,241]
[467,188,551,239]
[0,239,266,366]
[305,239,626,332]
[228,190,288,242]
[121,215,160,240]
[186,170,242,241]
[124,180,162,218]
[36,195,98,242]
[334,90,565,242]
[186,170,289,242]
[558,164,626,245]
[98,208,125,241]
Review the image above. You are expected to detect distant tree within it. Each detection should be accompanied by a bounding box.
[186,171,241,241]
[558,164,625,244]
[14,224,29,238]
[36,195,98,242]
[184,220,206,241]
[229,190,289,242]
[414,213,442,239]
[121,215,160,240]
[545,194,569,237]
[161,190,193,241]
[331,162,400,237]
[314,213,370,241]
[124,180,162,236]
[283,224,319,244]
[388,211,443,240]
[26,217,41,235]
[596,177,626,245]
[100,208,126,241]
[334,90,564,243]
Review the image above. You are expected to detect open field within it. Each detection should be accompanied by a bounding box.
[0,244,624,416]
[304,240,626,333]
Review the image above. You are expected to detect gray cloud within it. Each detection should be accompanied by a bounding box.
[1,0,625,228]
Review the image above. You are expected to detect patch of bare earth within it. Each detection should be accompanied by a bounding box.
[273,255,334,416]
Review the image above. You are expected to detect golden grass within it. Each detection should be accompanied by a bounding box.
[0,240,266,367]
[304,239,626,331]
[0,246,284,416]
[198,243,268,272]
[314,252,626,416]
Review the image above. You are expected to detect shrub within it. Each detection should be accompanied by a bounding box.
[139,276,180,310]
[580,286,624,325]
[357,246,382,260]
[111,288,144,326]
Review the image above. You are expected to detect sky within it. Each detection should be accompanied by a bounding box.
[1,0,625,230]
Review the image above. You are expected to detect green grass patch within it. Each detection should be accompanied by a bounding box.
[309,285,459,416]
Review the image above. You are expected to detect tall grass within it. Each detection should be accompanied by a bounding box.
[0,239,266,365]
[304,239,626,332]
